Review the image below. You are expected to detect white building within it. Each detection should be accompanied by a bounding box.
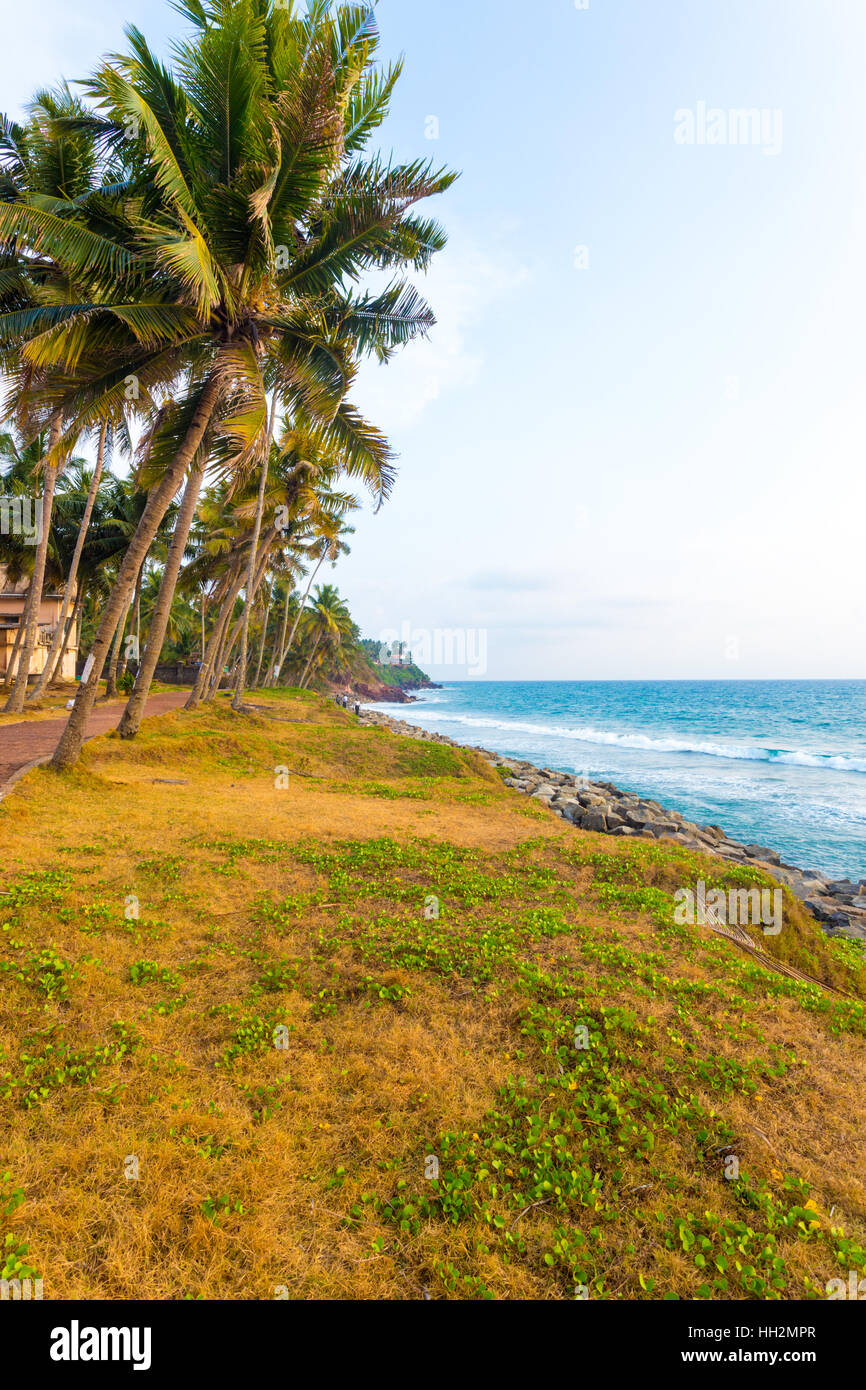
[0,566,80,683]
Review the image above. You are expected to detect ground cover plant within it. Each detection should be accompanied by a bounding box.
[1,693,864,1299]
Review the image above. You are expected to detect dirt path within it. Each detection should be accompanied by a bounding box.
[0,691,188,789]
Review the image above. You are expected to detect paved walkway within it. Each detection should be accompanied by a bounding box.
[0,691,188,789]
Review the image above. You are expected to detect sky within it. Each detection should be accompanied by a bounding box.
[3,0,865,681]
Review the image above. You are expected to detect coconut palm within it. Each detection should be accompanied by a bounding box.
[297,582,354,688]
[202,467,357,704]
[0,86,106,710]
[0,428,95,691]
[26,419,128,698]
[0,0,456,764]
[139,564,198,660]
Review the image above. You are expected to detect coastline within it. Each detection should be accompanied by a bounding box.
[345,678,440,705]
[359,706,866,945]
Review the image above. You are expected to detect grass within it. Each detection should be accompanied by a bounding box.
[0,690,864,1300]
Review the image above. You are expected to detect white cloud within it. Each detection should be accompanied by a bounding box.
[354,234,530,430]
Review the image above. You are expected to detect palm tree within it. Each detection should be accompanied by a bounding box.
[231,393,279,711]
[89,474,152,698]
[272,524,351,684]
[26,419,124,698]
[297,582,354,688]
[0,431,42,690]
[262,564,304,688]
[139,564,198,660]
[0,428,94,693]
[0,86,103,711]
[0,0,454,766]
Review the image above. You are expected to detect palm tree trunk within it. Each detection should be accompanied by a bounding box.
[252,581,272,689]
[51,370,222,770]
[275,553,326,682]
[299,634,322,690]
[56,584,85,680]
[133,566,141,667]
[264,586,291,688]
[186,561,244,710]
[213,629,243,695]
[120,564,144,681]
[209,529,276,704]
[207,618,236,698]
[1,588,29,692]
[195,596,234,702]
[232,395,278,713]
[105,585,134,700]
[4,415,63,712]
[118,454,206,738]
[28,421,107,703]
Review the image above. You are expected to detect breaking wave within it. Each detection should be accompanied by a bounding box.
[398,711,866,774]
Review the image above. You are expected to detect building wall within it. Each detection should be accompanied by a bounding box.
[0,569,79,683]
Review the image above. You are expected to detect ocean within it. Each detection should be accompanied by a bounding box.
[364,681,866,880]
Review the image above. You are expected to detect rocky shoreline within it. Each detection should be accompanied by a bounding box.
[359,708,866,945]
[350,680,439,705]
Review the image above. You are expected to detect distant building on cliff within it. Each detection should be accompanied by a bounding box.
[376,641,412,668]
[0,566,80,683]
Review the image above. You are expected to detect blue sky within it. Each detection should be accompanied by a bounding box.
[4,0,865,679]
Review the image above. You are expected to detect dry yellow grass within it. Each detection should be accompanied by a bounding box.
[1,692,864,1301]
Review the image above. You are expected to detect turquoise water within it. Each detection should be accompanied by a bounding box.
[366,681,866,879]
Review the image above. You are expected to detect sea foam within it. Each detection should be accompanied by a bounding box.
[401,712,866,774]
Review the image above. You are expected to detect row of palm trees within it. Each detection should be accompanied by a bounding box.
[0,0,456,765]
[0,430,361,698]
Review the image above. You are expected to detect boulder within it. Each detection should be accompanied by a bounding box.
[577,790,608,809]
[826,880,861,900]
[672,835,707,851]
[581,810,608,833]
[804,897,837,922]
[531,784,557,800]
[788,879,821,902]
[743,844,782,866]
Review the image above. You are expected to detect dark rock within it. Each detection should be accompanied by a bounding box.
[670,834,706,850]
[743,844,782,866]
[788,879,822,902]
[804,897,837,922]
[826,880,862,901]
